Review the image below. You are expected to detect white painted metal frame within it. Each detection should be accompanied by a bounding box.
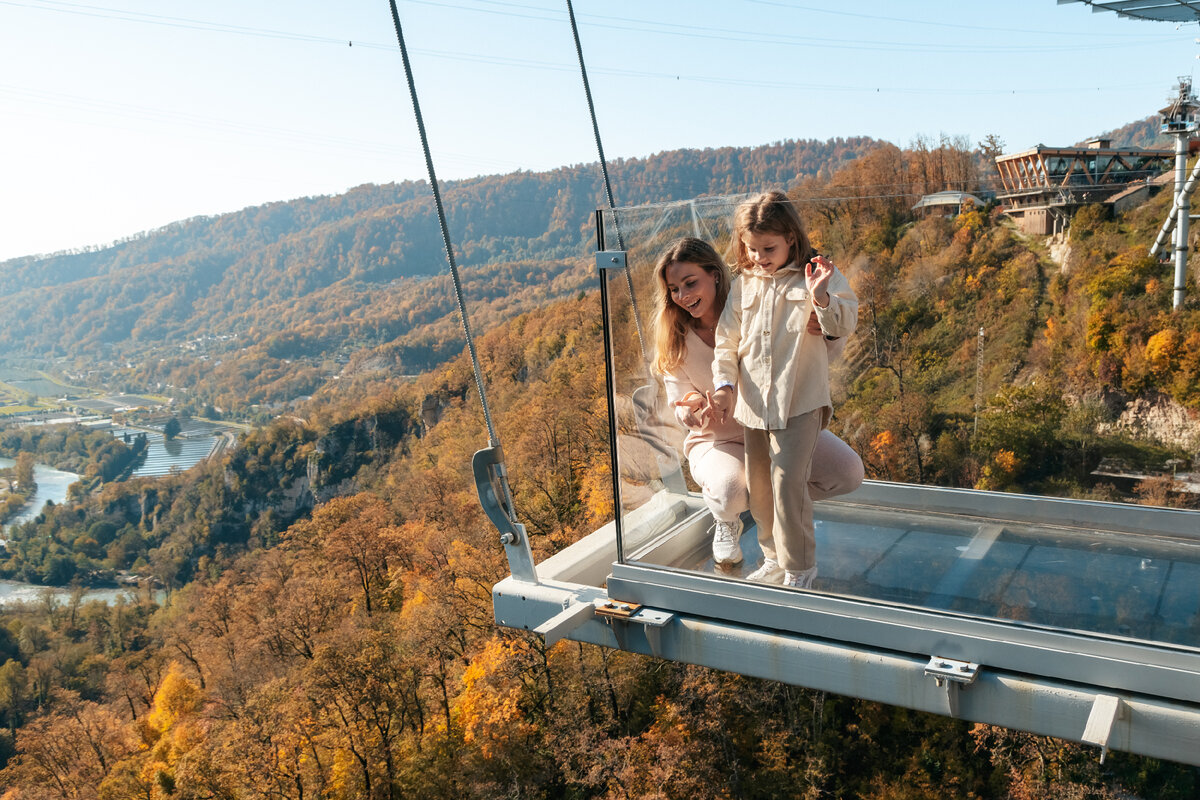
[605,481,1200,700]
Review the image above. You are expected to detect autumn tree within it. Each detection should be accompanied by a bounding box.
[0,689,136,798]
[285,493,405,616]
[0,660,27,737]
[14,453,36,495]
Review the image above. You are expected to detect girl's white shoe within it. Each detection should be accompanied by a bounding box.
[746,558,784,584]
[783,565,818,589]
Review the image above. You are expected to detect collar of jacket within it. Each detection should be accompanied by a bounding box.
[742,261,800,278]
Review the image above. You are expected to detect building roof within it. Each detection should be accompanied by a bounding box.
[997,144,1172,161]
[912,191,984,210]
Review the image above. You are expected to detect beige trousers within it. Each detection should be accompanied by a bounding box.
[744,409,824,572]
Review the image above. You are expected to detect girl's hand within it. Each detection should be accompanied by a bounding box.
[805,255,834,308]
[806,310,823,336]
[709,386,734,425]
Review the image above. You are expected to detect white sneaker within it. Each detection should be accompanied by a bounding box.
[783,565,818,589]
[746,558,783,584]
[710,518,744,565]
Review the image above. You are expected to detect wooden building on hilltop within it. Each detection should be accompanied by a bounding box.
[995,138,1172,234]
[911,190,987,218]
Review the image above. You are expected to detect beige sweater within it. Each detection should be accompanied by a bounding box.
[662,328,744,459]
[713,263,857,431]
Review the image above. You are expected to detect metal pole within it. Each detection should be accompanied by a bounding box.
[1174,134,1189,310]
[1149,156,1200,258]
[973,327,984,440]
[596,210,626,565]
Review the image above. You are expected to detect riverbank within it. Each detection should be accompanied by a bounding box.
[0,456,79,529]
[0,477,35,523]
[0,577,160,608]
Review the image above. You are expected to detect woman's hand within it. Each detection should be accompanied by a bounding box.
[805,255,834,308]
[673,392,709,429]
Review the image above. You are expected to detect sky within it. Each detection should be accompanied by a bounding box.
[1,0,1198,262]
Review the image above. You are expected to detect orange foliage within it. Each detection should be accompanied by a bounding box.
[454,636,533,759]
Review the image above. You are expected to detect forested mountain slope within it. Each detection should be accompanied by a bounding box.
[0,137,881,414]
[0,142,869,332]
[1091,114,1173,150]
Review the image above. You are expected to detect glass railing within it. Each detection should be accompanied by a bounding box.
[596,197,743,558]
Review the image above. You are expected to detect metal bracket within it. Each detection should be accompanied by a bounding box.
[473,446,537,584]
[925,656,979,718]
[534,601,596,648]
[596,599,674,657]
[595,599,673,626]
[1082,694,1128,764]
[532,598,674,651]
[596,250,627,272]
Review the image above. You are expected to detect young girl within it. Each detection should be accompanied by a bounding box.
[652,235,863,571]
[710,192,858,588]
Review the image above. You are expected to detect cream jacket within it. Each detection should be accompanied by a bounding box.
[712,262,857,431]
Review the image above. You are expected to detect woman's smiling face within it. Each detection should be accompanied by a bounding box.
[665,261,718,321]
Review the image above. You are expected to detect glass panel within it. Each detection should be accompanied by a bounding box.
[595,196,1200,654]
[598,197,745,559]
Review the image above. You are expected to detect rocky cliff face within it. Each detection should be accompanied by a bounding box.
[1100,393,1200,456]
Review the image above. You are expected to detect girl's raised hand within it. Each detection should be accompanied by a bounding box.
[805,255,834,307]
[708,386,734,425]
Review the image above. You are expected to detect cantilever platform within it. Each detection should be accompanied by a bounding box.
[492,481,1200,766]
[494,196,1199,765]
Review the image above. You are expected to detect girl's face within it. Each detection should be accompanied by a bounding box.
[664,261,719,322]
[741,231,794,274]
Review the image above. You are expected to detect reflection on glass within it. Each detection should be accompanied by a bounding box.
[601,199,741,554]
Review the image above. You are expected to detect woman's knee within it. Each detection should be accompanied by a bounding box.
[810,431,864,499]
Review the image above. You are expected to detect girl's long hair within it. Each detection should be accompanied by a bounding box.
[651,237,731,375]
[730,190,816,274]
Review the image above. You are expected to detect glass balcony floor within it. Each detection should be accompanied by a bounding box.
[639,499,1200,651]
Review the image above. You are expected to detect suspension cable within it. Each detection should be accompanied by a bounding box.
[566,0,649,367]
[386,0,500,449]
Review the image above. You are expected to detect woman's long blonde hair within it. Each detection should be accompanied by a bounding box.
[730,190,816,274]
[652,237,731,375]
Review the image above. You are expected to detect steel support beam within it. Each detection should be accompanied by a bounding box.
[494,572,1200,766]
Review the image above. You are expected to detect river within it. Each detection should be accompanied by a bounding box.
[0,456,79,527]
[0,456,149,607]
[0,579,151,607]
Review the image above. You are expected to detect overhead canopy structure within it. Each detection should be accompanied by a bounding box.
[995,144,1171,193]
[489,195,1200,767]
[1058,0,1200,22]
